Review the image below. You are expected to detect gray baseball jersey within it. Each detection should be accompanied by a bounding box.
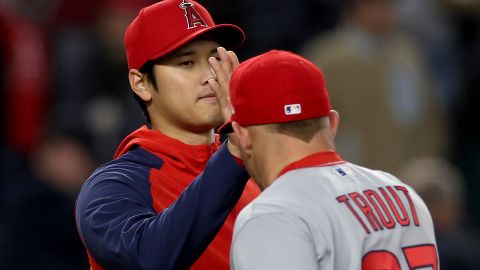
[231,151,438,270]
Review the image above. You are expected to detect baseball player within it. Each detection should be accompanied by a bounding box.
[75,0,259,269]
[219,50,439,270]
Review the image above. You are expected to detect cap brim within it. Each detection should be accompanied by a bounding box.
[202,24,245,51]
[217,119,233,134]
[148,24,245,63]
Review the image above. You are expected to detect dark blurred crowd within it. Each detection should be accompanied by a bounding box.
[0,0,479,269]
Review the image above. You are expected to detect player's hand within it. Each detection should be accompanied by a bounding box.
[208,47,239,123]
[208,47,242,158]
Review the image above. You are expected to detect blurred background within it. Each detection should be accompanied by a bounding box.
[0,0,479,269]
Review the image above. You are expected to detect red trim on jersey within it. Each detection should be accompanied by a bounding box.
[114,125,220,159]
[278,151,345,177]
[232,155,244,166]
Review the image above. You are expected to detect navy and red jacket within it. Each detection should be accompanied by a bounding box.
[75,126,260,269]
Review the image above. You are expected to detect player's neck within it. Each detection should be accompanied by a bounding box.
[151,122,215,145]
[255,132,334,190]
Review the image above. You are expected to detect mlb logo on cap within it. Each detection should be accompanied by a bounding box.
[285,104,302,115]
[218,50,331,133]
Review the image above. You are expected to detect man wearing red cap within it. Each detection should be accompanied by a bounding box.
[223,50,439,270]
[75,0,259,269]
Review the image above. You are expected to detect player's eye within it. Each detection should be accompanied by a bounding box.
[179,60,194,66]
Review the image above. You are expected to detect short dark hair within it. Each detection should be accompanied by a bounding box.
[133,61,158,124]
[265,117,327,142]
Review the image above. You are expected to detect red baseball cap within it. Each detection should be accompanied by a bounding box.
[125,0,245,70]
[218,50,331,133]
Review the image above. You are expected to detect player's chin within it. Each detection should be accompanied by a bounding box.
[190,116,223,133]
[195,109,223,128]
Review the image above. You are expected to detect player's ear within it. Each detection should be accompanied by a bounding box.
[232,122,252,153]
[328,110,340,137]
[129,69,152,102]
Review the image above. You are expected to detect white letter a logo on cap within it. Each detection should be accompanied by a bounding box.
[179,0,208,29]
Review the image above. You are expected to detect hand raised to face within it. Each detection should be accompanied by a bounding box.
[208,47,239,122]
[208,47,242,157]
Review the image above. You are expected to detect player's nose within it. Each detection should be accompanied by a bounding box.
[201,60,217,85]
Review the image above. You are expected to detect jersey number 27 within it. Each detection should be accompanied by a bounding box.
[362,244,438,270]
